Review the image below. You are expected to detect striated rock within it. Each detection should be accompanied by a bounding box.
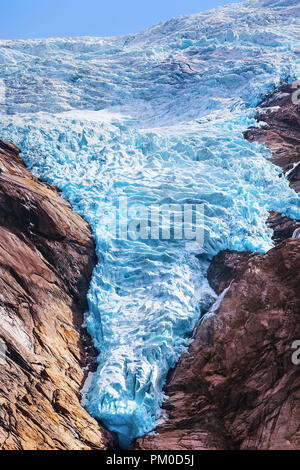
[134,239,300,450]
[0,140,115,450]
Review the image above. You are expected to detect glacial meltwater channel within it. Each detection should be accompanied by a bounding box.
[1,0,300,447]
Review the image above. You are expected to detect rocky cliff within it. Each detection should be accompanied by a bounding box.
[0,140,115,450]
[134,84,300,450]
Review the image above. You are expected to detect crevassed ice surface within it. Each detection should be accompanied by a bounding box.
[1,0,300,447]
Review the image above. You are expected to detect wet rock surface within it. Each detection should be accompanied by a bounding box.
[0,141,115,450]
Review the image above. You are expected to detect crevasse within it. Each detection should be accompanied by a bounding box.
[0,0,300,448]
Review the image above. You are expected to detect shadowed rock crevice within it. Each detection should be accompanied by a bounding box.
[0,140,115,450]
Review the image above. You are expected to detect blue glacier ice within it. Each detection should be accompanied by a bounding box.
[1,0,300,448]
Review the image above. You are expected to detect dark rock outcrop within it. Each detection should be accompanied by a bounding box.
[206,250,257,295]
[244,84,300,184]
[267,211,300,244]
[134,84,300,450]
[245,82,300,240]
[0,141,115,450]
[135,239,300,450]
[244,83,300,191]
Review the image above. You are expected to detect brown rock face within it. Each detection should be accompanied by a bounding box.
[244,83,300,191]
[245,83,300,240]
[206,250,257,295]
[245,87,300,249]
[135,239,300,450]
[267,211,300,244]
[134,84,300,451]
[0,141,115,450]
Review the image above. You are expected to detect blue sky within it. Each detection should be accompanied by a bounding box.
[0,0,241,40]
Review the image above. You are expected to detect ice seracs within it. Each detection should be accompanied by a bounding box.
[0,0,300,448]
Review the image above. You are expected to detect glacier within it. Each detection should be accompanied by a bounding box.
[0,0,300,448]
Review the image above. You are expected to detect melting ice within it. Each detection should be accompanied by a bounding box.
[0,0,300,447]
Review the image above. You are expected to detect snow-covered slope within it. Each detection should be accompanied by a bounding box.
[0,0,300,447]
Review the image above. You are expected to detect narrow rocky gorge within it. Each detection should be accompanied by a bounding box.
[0,140,115,450]
[134,84,300,450]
